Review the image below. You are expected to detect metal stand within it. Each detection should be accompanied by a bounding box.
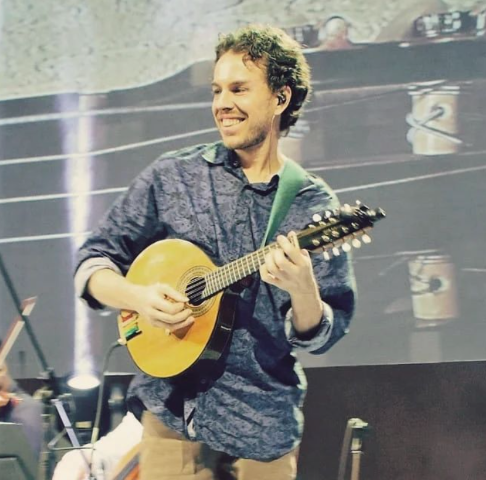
[337,418,370,480]
[0,253,92,479]
[349,421,368,480]
[35,388,60,480]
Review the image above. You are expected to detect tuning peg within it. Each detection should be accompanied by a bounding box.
[312,214,322,222]
[342,243,352,252]
[362,234,372,244]
[351,238,362,248]
[332,247,340,256]
[355,200,361,206]
[325,210,333,218]
[323,250,331,261]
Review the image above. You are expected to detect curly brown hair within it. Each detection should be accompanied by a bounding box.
[215,24,311,134]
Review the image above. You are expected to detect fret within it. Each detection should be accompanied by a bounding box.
[199,246,269,300]
[206,272,214,296]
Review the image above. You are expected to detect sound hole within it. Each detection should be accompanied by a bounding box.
[186,276,206,306]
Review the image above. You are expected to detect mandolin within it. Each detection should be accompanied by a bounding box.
[117,202,385,378]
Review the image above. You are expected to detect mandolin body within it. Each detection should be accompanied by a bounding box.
[117,239,235,378]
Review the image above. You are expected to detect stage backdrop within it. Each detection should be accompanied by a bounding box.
[1,0,485,381]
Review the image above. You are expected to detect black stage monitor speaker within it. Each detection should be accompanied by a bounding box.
[0,422,37,480]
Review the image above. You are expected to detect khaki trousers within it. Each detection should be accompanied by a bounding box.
[140,411,297,480]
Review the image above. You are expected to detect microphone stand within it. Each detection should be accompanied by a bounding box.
[0,252,93,480]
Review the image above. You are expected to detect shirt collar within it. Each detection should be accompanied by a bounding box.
[202,141,285,183]
[201,141,226,165]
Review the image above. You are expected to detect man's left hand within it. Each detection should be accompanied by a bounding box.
[260,232,319,296]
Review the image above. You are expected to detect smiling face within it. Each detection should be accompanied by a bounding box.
[211,51,279,152]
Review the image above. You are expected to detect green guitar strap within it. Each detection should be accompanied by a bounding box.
[260,158,307,247]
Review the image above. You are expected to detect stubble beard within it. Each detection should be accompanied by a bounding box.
[221,123,270,152]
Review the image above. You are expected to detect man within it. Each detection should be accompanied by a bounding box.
[75,24,356,480]
[0,359,43,462]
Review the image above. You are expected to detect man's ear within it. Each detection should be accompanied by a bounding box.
[275,86,292,111]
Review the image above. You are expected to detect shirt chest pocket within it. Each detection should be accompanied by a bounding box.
[169,207,218,259]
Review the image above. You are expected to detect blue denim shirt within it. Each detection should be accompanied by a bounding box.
[75,142,356,461]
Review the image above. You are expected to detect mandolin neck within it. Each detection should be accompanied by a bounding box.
[201,242,281,299]
[197,203,385,301]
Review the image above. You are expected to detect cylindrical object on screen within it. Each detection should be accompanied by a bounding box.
[408,85,460,155]
[408,254,459,326]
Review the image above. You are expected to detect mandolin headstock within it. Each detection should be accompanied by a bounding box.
[298,201,386,260]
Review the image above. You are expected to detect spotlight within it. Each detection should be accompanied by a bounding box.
[64,373,107,445]
[66,372,100,391]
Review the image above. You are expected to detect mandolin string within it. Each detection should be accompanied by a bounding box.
[184,211,368,300]
[184,223,335,299]
[185,213,362,296]
[183,234,308,299]
[186,222,366,298]
[183,225,328,299]
[184,243,277,297]
[184,247,269,298]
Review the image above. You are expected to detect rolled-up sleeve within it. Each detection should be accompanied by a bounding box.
[74,257,122,310]
[74,161,166,309]
[284,249,356,354]
[285,301,334,352]
[278,177,357,355]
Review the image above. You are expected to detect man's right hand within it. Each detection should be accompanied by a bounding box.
[131,283,195,333]
[88,269,195,333]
